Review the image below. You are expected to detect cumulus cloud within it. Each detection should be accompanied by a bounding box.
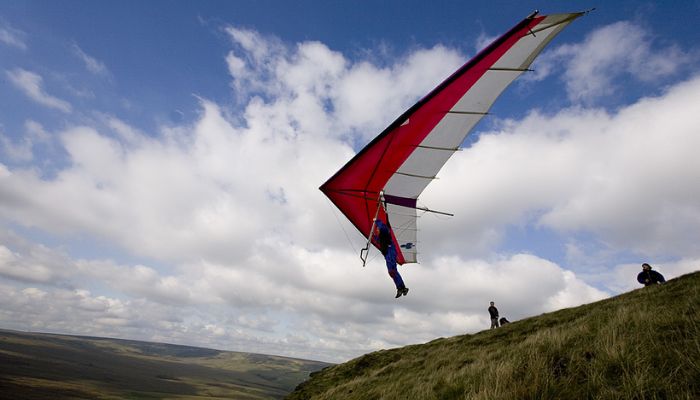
[225,25,464,142]
[0,231,75,285]
[0,235,605,361]
[0,283,181,337]
[0,245,55,283]
[225,26,287,100]
[423,74,700,261]
[530,21,692,103]
[6,68,72,113]
[0,133,33,162]
[0,120,52,163]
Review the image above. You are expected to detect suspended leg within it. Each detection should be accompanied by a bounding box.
[385,246,405,290]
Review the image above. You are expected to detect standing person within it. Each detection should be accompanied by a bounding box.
[374,219,409,298]
[637,263,665,286]
[488,302,499,329]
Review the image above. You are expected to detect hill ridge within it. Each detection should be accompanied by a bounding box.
[287,271,700,400]
[0,328,330,399]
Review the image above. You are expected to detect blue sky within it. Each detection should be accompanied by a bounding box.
[1,0,699,363]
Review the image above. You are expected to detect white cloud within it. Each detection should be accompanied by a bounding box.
[0,242,76,288]
[475,32,498,53]
[0,283,181,337]
[6,68,72,113]
[331,46,463,142]
[423,74,700,260]
[225,26,287,99]
[24,120,51,142]
[0,24,26,50]
[0,132,33,162]
[0,32,464,266]
[529,21,692,103]
[0,234,606,362]
[0,245,55,283]
[225,24,464,142]
[0,120,52,163]
[71,43,110,76]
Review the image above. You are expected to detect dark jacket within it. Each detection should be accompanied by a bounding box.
[375,220,392,256]
[488,306,499,319]
[637,270,665,286]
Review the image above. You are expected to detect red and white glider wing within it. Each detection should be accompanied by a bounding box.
[321,12,583,264]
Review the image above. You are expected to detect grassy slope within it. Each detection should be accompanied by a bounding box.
[0,331,330,400]
[288,271,700,400]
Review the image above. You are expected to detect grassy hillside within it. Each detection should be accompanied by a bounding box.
[0,330,330,399]
[288,271,700,400]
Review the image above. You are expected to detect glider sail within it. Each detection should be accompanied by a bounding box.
[320,11,583,265]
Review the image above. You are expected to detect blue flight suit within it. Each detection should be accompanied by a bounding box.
[375,219,405,290]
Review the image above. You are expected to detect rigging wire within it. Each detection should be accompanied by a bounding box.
[325,196,381,266]
[325,196,360,256]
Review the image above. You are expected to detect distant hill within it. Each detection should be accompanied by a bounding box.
[0,329,330,399]
[288,271,700,400]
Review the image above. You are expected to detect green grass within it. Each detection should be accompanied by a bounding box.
[287,271,700,400]
[0,330,330,399]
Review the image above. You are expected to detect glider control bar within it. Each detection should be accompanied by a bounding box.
[360,191,385,267]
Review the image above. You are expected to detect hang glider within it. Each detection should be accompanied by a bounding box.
[320,11,584,266]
